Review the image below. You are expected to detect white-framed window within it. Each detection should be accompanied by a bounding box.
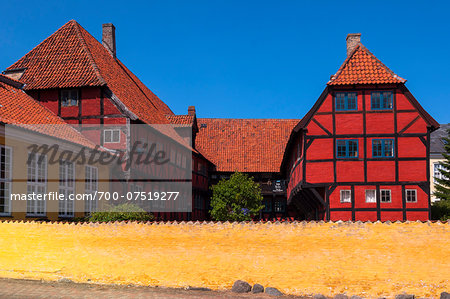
[434,162,447,182]
[59,161,75,217]
[340,190,351,203]
[406,189,417,203]
[104,129,120,143]
[27,153,47,217]
[380,189,391,203]
[0,146,12,216]
[365,189,377,203]
[61,89,79,107]
[85,166,98,214]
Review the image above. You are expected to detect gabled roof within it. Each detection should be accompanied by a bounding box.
[431,124,450,154]
[196,118,299,173]
[328,44,406,86]
[0,74,97,149]
[6,20,174,125]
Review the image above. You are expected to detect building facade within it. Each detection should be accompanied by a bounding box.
[281,34,439,221]
[1,22,440,222]
[430,124,449,202]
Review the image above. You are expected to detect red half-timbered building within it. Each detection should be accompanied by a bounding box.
[281,34,439,222]
[4,20,212,221]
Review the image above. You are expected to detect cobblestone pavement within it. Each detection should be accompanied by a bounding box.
[0,278,308,299]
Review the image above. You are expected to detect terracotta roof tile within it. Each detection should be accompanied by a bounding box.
[328,44,406,86]
[166,115,195,127]
[196,118,299,173]
[6,20,174,124]
[5,20,193,149]
[0,74,97,148]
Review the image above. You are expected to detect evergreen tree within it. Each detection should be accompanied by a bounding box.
[433,129,450,201]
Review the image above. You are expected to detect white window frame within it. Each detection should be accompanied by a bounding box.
[59,160,75,218]
[0,146,12,216]
[365,189,377,203]
[434,162,447,183]
[380,189,392,203]
[103,129,121,143]
[340,190,351,203]
[406,189,417,203]
[27,153,47,217]
[85,166,98,215]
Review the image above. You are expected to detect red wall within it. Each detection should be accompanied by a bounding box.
[286,86,432,221]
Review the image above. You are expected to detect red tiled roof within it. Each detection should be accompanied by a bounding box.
[196,118,300,173]
[166,114,195,127]
[6,20,174,124]
[328,44,406,85]
[0,74,97,148]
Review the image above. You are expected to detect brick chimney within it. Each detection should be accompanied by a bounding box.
[346,33,361,57]
[188,106,196,116]
[102,23,116,58]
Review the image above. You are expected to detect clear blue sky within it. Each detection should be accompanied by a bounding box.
[1,0,449,123]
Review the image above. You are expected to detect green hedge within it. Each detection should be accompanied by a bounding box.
[431,200,450,221]
[89,203,154,222]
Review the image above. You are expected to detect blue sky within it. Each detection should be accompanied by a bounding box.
[1,1,449,123]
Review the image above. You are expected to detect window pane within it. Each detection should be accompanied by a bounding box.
[406,190,417,202]
[373,140,382,157]
[347,93,357,110]
[372,92,381,109]
[337,140,347,158]
[381,190,391,202]
[348,140,358,157]
[384,140,394,157]
[61,89,78,107]
[112,130,120,142]
[382,92,393,109]
[365,190,376,203]
[340,190,351,203]
[104,130,111,142]
[336,93,345,110]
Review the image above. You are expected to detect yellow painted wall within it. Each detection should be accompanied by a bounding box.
[2,133,111,220]
[0,221,448,298]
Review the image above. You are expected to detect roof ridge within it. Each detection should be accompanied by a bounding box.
[328,43,406,85]
[197,118,301,121]
[359,44,406,83]
[72,21,107,86]
[115,59,158,110]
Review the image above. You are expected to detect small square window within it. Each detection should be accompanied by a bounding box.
[335,92,357,111]
[61,89,79,107]
[337,140,358,158]
[365,189,376,203]
[340,190,351,203]
[371,91,393,110]
[406,189,417,203]
[372,139,394,158]
[104,129,120,143]
[380,189,391,203]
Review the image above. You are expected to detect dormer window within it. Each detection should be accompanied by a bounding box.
[61,89,79,107]
[335,92,357,111]
[371,91,393,110]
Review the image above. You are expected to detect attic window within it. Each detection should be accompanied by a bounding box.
[61,89,79,107]
[200,124,207,128]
